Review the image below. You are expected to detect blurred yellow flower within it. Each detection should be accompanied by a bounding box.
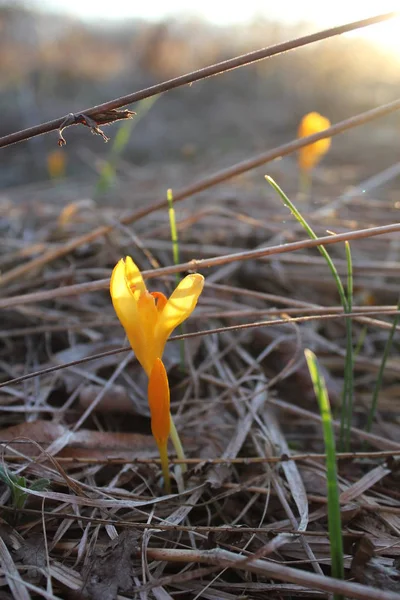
[58,202,78,228]
[298,112,331,172]
[47,149,66,179]
[110,256,204,377]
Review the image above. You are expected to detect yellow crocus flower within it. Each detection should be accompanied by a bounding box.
[298,112,331,172]
[110,256,204,377]
[110,256,204,491]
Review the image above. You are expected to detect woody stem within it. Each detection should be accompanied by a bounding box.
[169,415,187,474]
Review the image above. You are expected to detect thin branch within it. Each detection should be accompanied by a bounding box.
[0,221,399,306]
[2,501,400,531]
[0,304,397,338]
[0,12,397,149]
[1,451,399,465]
[0,99,400,290]
[1,96,400,288]
[0,306,399,390]
[146,547,400,600]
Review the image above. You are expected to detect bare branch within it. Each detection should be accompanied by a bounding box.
[1,302,400,390]
[1,98,400,288]
[0,11,397,149]
[146,547,400,600]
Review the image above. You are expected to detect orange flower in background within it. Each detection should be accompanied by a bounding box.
[298,112,331,172]
[47,149,66,179]
[110,256,204,376]
[110,256,204,491]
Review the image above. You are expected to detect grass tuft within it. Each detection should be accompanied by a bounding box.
[266,176,354,451]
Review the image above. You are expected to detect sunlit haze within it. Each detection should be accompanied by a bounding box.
[35,1,400,55]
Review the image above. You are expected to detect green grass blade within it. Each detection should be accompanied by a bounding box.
[305,349,344,597]
[366,295,400,433]
[341,241,354,451]
[353,326,367,357]
[167,188,185,369]
[265,176,348,309]
[345,241,353,306]
[94,120,134,195]
[266,176,354,450]
[167,188,181,288]
[95,95,159,196]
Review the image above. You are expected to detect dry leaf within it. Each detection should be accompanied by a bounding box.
[81,530,139,600]
[79,384,134,414]
[14,535,47,581]
[0,420,156,460]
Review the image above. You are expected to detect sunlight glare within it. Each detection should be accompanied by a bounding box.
[355,17,400,55]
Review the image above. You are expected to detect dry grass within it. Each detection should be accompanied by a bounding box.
[1,160,400,599]
[1,8,400,600]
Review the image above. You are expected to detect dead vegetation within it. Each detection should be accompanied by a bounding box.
[1,6,400,600]
[1,157,400,598]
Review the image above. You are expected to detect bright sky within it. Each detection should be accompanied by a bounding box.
[37,1,400,53]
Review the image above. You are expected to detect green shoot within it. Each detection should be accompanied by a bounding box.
[167,188,185,370]
[366,295,400,433]
[353,326,367,358]
[305,349,344,598]
[341,242,354,451]
[167,188,181,288]
[169,415,187,475]
[94,95,159,196]
[0,466,49,510]
[265,176,354,451]
[265,176,347,306]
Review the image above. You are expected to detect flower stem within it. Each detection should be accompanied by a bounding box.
[169,414,187,474]
[299,169,311,198]
[157,441,171,494]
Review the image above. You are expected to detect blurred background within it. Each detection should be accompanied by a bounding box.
[0,0,399,198]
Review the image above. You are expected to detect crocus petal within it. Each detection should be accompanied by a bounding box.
[136,292,159,375]
[110,258,148,373]
[151,291,168,313]
[111,257,204,379]
[154,274,204,357]
[148,358,170,445]
[111,259,134,302]
[124,255,146,297]
[298,112,330,137]
[148,358,172,493]
[299,139,331,171]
